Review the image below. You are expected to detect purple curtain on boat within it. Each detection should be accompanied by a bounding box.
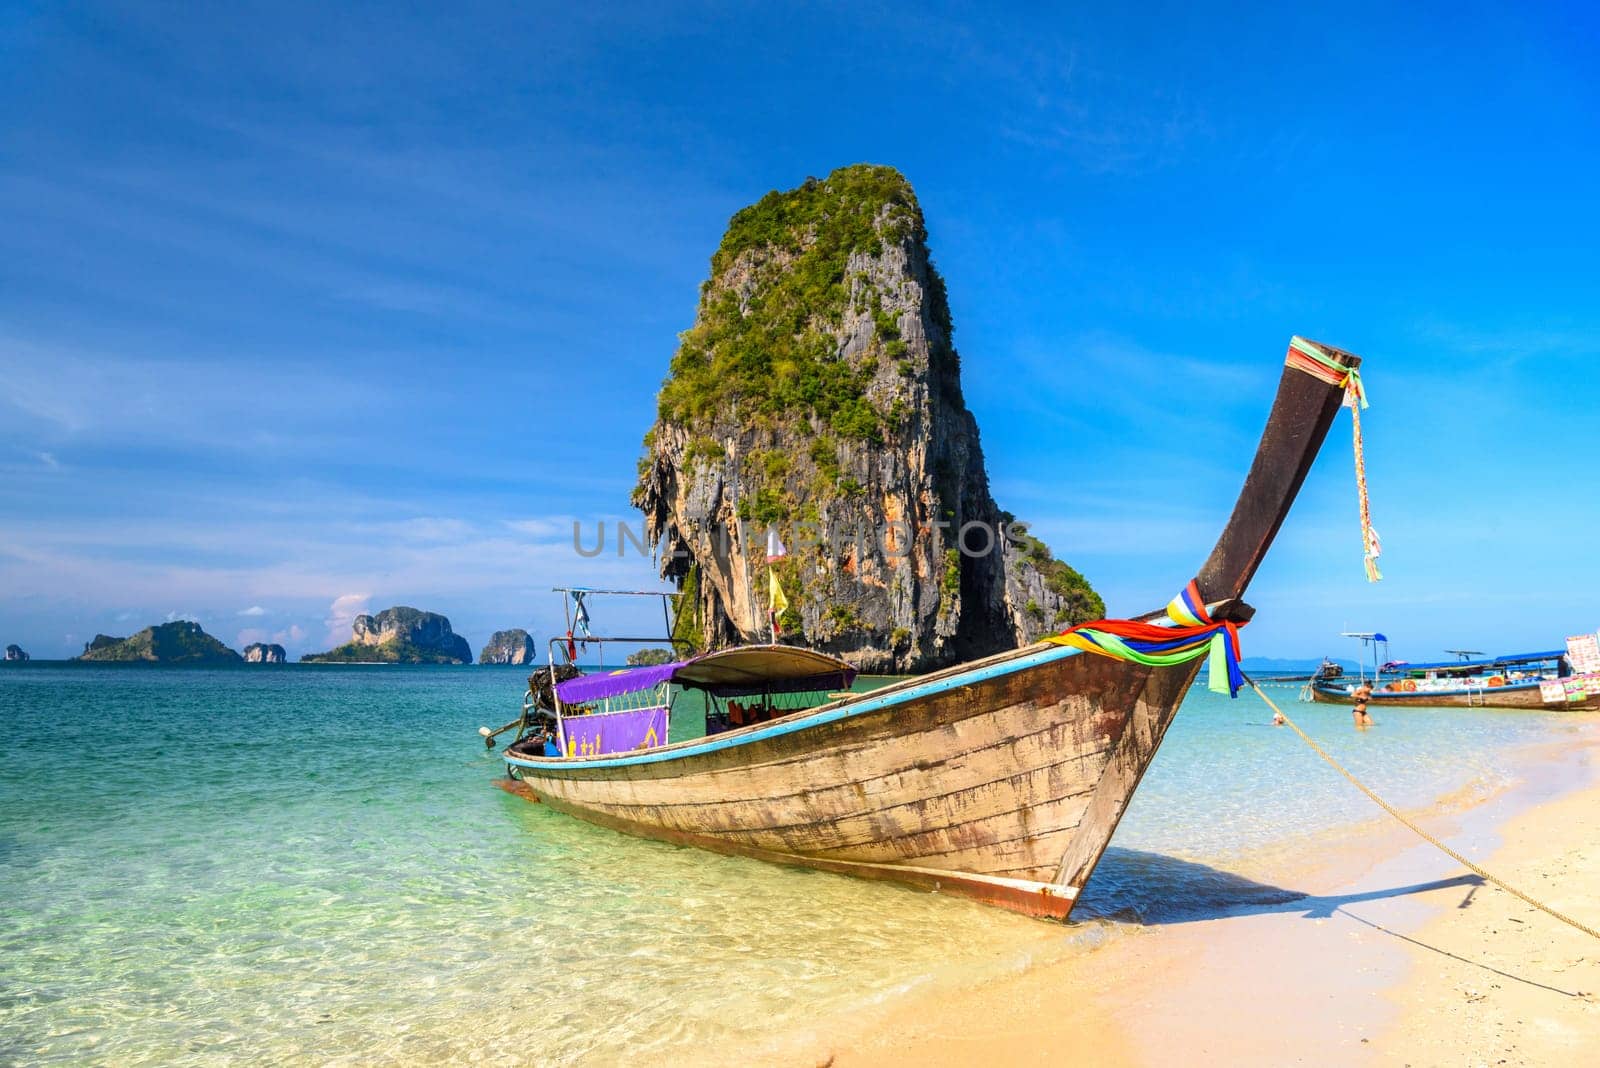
[555,662,684,705]
[560,706,669,756]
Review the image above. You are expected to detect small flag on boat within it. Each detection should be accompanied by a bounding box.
[768,569,789,616]
[766,526,788,563]
[572,591,592,639]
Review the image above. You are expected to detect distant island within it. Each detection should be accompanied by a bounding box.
[243,642,287,663]
[480,628,536,665]
[76,621,242,664]
[304,606,472,664]
[626,648,675,666]
[4,643,29,661]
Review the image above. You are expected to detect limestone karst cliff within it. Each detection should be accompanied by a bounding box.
[243,642,287,664]
[479,629,536,665]
[304,606,472,664]
[4,643,30,661]
[633,164,1101,673]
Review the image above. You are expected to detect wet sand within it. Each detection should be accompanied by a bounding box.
[724,717,1600,1066]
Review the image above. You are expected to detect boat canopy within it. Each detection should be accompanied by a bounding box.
[1392,650,1566,673]
[556,645,857,705]
[1492,650,1566,665]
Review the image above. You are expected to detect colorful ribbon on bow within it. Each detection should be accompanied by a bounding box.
[1285,336,1382,582]
[1044,580,1247,697]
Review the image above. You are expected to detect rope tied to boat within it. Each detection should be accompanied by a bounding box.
[1247,676,1600,942]
[1286,336,1383,582]
[1046,581,1248,697]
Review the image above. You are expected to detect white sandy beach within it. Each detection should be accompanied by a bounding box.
[711,716,1600,1067]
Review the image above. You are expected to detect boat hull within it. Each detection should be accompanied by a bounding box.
[1308,681,1599,710]
[507,646,1201,918]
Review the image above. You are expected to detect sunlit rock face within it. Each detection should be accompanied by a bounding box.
[305,607,473,664]
[479,629,536,665]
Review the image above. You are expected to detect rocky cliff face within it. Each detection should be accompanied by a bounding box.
[304,606,472,664]
[243,642,287,663]
[76,621,242,663]
[4,644,28,661]
[633,165,1102,673]
[479,628,536,665]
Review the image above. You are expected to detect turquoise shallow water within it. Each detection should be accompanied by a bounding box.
[0,664,1584,1064]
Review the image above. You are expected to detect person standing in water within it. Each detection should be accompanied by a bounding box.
[1352,682,1374,727]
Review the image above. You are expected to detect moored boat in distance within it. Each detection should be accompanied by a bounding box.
[1309,646,1600,710]
[487,338,1363,919]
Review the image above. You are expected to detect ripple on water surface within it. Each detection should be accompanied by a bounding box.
[0,666,1578,1063]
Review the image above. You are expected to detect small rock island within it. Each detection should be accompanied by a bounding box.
[75,621,243,664]
[4,644,29,661]
[303,606,472,664]
[243,642,287,664]
[479,628,536,665]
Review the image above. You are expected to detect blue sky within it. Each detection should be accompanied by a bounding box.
[2,1,1597,661]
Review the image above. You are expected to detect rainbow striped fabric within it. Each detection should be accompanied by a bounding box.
[1045,580,1247,697]
[1286,335,1366,407]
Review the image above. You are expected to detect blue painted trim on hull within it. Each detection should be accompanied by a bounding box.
[506,644,1083,772]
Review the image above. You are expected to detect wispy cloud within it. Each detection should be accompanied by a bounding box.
[0,329,411,456]
[323,593,371,647]
[0,499,673,658]
[236,622,306,650]
[503,517,573,538]
[978,330,1268,468]
[1407,319,1600,373]
[237,605,267,616]
[384,517,478,543]
[999,89,1210,175]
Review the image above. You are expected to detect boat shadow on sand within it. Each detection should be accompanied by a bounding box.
[1073,847,1482,926]
[1076,848,1584,997]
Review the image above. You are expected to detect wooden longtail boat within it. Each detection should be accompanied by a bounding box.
[1309,649,1600,710]
[500,339,1362,919]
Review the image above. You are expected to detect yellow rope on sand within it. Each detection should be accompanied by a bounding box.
[1247,677,1600,941]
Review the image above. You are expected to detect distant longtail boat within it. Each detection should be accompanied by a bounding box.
[489,338,1361,919]
[1309,648,1600,710]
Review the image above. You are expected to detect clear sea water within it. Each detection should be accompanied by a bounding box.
[1,664,1586,1065]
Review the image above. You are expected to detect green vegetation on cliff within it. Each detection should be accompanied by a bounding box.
[76,621,242,664]
[654,164,928,449]
[669,565,705,654]
[1015,533,1106,624]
